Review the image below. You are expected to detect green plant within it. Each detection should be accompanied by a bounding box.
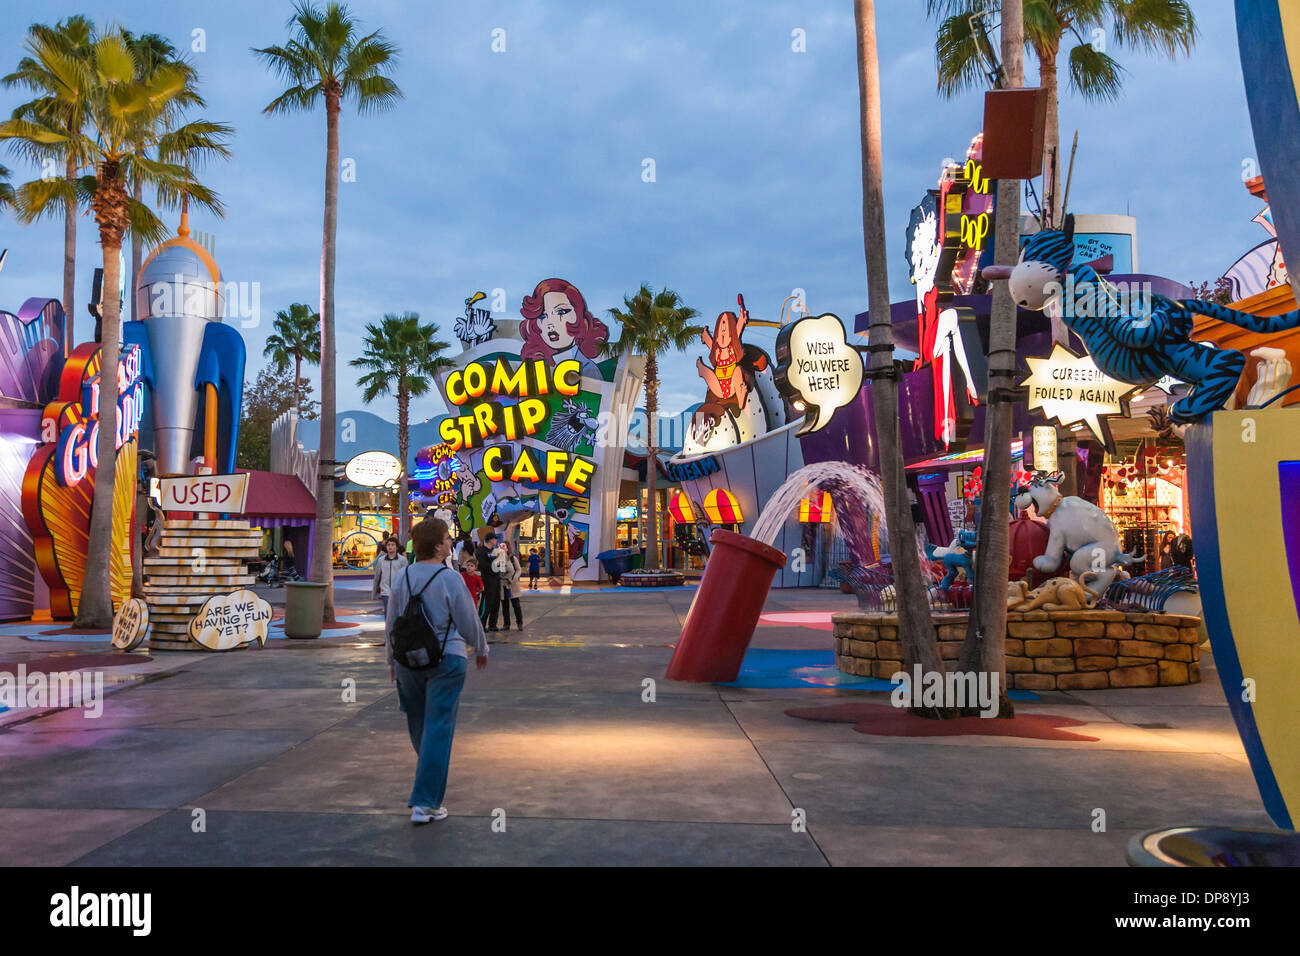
[254,0,402,621]
[604,284,702,573]
[350,312,452,543]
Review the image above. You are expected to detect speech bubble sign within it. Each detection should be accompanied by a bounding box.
[1018,344,1142,454]
[775,313,864,435]
[112,598,149,651]
[188,589,272,651]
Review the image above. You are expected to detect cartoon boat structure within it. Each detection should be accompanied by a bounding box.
[1185,407,1300,829]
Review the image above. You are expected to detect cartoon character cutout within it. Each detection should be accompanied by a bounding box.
[696,293,769,412]
[905,189,977,447]
[519,278,609,381]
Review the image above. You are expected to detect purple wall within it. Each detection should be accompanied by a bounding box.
[0,409,44,621]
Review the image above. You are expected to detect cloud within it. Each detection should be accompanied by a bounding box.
[0,0,1262,426]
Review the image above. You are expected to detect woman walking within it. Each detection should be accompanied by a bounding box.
[385,518,489,824]
[500,540,524,631]
[372,537,407,615]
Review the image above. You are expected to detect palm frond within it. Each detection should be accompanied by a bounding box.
[1106,0,1197,57]
[1067,41,1124,100]
[934,11,990,97]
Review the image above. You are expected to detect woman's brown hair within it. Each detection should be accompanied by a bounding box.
[412,518,449,560]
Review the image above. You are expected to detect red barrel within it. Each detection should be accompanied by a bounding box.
[666,528,788,682]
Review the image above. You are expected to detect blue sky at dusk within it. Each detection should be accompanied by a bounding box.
[0,0,1266,421]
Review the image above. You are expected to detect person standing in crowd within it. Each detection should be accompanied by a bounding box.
[500,540,523,631]
[1158,531,1177,571]
[460,556,485,618]
[385,517,488,824]
[371,536,407,615]
[528,548,541,590]
[476,530,503,632]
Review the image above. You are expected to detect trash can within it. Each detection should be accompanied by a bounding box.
[630,552,644,571]
[596,548,637,584]
[666,528,787,682]
[284,580,326,639]
[1127,826,1300,866]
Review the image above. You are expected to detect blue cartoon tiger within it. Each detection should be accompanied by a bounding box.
[986,215,1300,424]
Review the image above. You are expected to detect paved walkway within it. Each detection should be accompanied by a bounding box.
[0,584,1273,866]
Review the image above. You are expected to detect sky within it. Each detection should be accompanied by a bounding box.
[0,0,1267,423]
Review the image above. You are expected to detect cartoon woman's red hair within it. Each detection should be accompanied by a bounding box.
[519,278,609,366]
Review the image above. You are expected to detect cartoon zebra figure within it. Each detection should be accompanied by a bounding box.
[984,215,1300,424]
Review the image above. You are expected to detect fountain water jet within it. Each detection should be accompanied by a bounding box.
[666,461,934,683]
[749,461,929,573]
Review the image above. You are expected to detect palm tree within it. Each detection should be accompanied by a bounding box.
[263,302,322,418]
[349,313,452,544]
[928,0,1196,225]
[0,30,232,628]
[123,31,203,323]
[254,1,402,623]
[854,0,948,715]
[0,162,13,210]
[3,15,96,348]
[952,0,1024,719]
[604,285,702,572]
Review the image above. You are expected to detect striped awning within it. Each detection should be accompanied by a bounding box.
[703,488,744,524]
[799,490,833,523]
[668,491,695,524]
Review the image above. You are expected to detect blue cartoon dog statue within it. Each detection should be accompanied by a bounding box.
[984,215,1300,424]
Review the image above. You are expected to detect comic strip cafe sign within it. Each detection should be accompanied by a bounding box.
[439,357,597,495]
[46,343,144,486]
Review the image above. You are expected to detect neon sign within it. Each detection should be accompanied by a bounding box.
[46,344,144,487]
[415,442,460,507]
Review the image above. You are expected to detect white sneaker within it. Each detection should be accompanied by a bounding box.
[411,805,448,824]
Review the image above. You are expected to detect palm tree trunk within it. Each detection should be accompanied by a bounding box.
[1036,40,1077,495]
[956,0,1023,718]
[644,350,659,571]
[131,178,143,323]
[294,353,302,418]
[75,234,123,629]
[398,382,410,545]
[855,0,946,713]
[311,93,340,623]
[63,156,77,351]
[1040,36,1062,228]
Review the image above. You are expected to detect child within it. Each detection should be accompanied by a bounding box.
[461,556,486,621]
[528,548,541,590]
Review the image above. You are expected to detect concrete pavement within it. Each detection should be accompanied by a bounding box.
[0,584,1274,865]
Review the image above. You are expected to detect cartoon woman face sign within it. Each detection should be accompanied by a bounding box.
[519,278,609,378]
[538,292,577,350]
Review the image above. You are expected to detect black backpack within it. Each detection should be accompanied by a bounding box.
[390,567,452,670]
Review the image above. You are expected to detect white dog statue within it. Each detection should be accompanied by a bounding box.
[1014,472,1136,597]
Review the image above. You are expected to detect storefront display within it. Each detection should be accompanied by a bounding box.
[1101,442,1187,566]
[415,278,640,581]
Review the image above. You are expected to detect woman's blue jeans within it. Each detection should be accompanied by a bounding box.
[394,654,468,808]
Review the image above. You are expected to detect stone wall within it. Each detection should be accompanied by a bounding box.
[832,609,1202,690]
